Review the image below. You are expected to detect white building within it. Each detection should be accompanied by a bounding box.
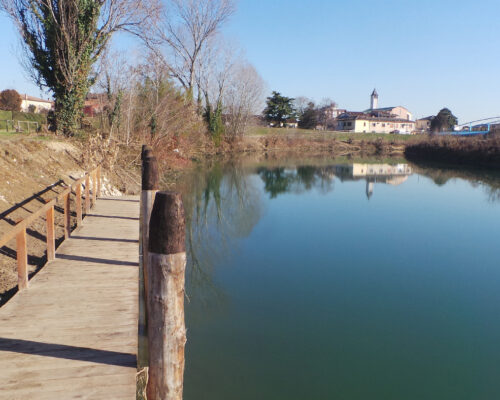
[21,94,54,113]
[337,90,415,134]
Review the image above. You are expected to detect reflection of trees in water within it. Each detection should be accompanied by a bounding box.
[411,162,500,203]
[257,166,335,198]
[182,161,262,310]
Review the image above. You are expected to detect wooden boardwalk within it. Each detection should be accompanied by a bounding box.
[0,196,139,400]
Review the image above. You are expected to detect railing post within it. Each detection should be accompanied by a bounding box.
[92,170,97,206]
[85,174,91,215]
[16,228,28,290]
[147,192,186,400]
[75,183,82,226]
[97,166,102,197]
[63,192,71,239]
[46,204,55,262]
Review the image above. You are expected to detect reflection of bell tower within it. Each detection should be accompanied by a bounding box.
[370,89,378,110]
[366,180,374,200]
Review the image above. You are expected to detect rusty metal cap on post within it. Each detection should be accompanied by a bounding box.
[141,145,152,160]
[142,155,159,191]
[149,191,186,255]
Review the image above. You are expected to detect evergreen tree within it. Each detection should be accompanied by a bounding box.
[430,108,458,133]
[204,95,224,146]
[263,91,297,126]
[298,102,318,129]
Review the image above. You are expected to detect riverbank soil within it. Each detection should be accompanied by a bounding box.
[0,136,133,305]
[0,138,85,303]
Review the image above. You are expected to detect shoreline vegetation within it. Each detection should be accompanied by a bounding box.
[404,134,500,169]
[3,126,500,172]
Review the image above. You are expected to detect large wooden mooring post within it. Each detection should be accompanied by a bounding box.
[147,192,187,400]
[139,145,152,260]
[141,150,159,302]
[138,146,158,368]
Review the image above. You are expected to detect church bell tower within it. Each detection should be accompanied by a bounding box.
[370,89,378,110]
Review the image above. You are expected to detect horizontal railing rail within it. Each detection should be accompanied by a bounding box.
[0,165,102,290]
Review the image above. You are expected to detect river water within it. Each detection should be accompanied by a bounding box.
[179,158,500,399]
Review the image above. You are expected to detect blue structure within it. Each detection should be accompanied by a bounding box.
[439,116,500,136]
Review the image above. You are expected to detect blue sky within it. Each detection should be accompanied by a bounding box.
[1,0,499,122]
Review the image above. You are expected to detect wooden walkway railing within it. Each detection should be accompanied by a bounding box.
[0,165,102,290]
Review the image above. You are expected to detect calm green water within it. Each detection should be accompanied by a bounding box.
[181,160,500,400]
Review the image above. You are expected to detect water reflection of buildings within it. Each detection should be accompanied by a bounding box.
[334,164,413,199]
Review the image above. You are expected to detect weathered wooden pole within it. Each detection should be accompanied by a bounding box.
[138,147,157,369]
[16,228,28,290]
[96,166,102,197]
[141,144,151,161]
[45,205,55,262]
[141,152,159,296]
[147,192,187,400]
[139,145,152,257]
[63,192,71,239]
[75,183,83,226]
[92,170,97,206]
[84,174,91,215]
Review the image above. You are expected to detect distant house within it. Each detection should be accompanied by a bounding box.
[20,94,54,113]
[365,106,413,121]
[337,90,415,134]
[416,116,434,132]
[321,105,346,119]
[84,93,108,117]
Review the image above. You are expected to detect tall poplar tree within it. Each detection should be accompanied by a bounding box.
[0,0,155,135]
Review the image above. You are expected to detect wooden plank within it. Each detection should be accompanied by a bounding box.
[0,199,56,248]
[0,196,139,400]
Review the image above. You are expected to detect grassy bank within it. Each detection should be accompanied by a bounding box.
[247,126,419,142]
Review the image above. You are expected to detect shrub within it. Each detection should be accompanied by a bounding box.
[0,89,22,112]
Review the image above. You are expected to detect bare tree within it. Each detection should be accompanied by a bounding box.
[0,0,159,134]
[317,98,337,130]
[132,54,203,147]
[196,39,236,110]
[148,0,236,99]
[223,62,265,139]
[294,96,311,117]
[94,50,131,140]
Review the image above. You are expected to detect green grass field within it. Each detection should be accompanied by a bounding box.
[0,131,53,140]
[246,126,420,142]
